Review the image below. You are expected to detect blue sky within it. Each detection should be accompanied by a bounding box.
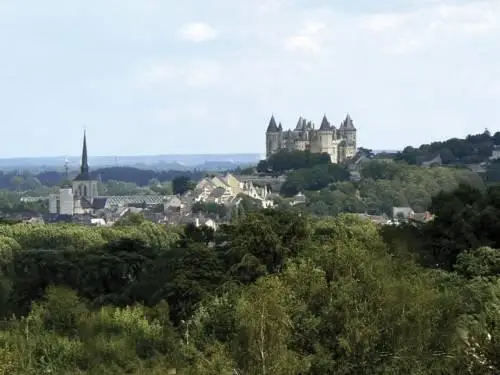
[0,0,499,157]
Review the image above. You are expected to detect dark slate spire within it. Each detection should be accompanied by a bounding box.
[278,122,283,131]
[295,117,308,131]
[81,130,89,175]
[266,115,278,133]
[344,113,356,129]
[74,130,90,181]
[319,114,331,131]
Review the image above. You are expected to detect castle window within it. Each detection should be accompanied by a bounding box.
[83,185,88,197]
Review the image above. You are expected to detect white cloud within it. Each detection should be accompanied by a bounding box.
[178,22,218,42]
[284,21,326,55]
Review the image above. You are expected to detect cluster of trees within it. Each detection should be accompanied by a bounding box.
[0,203,499,373]
[395,130,500,165]
[254,150,351,196]
[280,163,351,196]
[304,160,483,216]
[256,150,331,174]
[0,191,48,215]
[390,183,500,270]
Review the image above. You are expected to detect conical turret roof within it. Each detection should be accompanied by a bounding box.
[344,113,356,130]
[319,114,331,130]
[266,115,278,132]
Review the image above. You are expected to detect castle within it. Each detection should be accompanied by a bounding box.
[265,113,357,163]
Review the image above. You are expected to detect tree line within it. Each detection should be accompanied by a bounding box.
[0,167,207,190]
[0,194,500,373]
[395,129,500,165]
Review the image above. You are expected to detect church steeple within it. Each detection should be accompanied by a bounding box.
[81,130,89,176]
[74,130,91,181]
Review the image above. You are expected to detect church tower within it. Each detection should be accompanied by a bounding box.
[72,130,98,204]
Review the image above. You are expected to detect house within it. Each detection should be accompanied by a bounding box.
[410,211,435,223]
[421,154,442,167]
[392,207,415,221]
[192,173,274,208]
[349,171,361,181]
[356,213,392,226]
[290,192,307,206]
[491,145,500,160]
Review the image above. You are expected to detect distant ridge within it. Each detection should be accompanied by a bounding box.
[0,153,261,170]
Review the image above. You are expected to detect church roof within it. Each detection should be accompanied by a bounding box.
[266,115,278,133]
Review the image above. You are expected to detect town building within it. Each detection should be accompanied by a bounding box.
[48,132,181,219]
[265,113,357,163]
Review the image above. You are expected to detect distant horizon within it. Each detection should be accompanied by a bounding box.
[0,149,400,161]
[0,152,262,161]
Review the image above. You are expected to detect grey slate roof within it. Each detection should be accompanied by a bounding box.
[92,195,171,209]
[319,114,331,131]
[266,115,278,132]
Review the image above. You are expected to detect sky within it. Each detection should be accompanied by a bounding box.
[0,0,499,157]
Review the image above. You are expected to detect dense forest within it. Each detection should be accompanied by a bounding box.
[1,190,500,373]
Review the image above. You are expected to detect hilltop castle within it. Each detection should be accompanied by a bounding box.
[265,113,357,163]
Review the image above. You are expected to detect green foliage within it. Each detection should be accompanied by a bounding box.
[172,176,196,195]
[280,163,350,197]
[1,205,500,373]
[305,160,483,216]
[0,190,49,215]
[192,201,228,219]
[395,130,496,165]
[257,150,331,174]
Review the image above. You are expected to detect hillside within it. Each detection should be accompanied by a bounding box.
[395,129,500,165]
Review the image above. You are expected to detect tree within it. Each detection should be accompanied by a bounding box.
[172,176,195,195]
[257,150,331,174]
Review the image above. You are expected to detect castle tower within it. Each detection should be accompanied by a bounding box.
[317,114,340,163]
[342,114,357,159]
[265,115,280,158]
[72,130,99,203]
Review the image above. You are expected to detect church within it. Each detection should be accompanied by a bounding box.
[48,131,99,215]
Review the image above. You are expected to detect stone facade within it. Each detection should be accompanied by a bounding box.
[265,113,357,163]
